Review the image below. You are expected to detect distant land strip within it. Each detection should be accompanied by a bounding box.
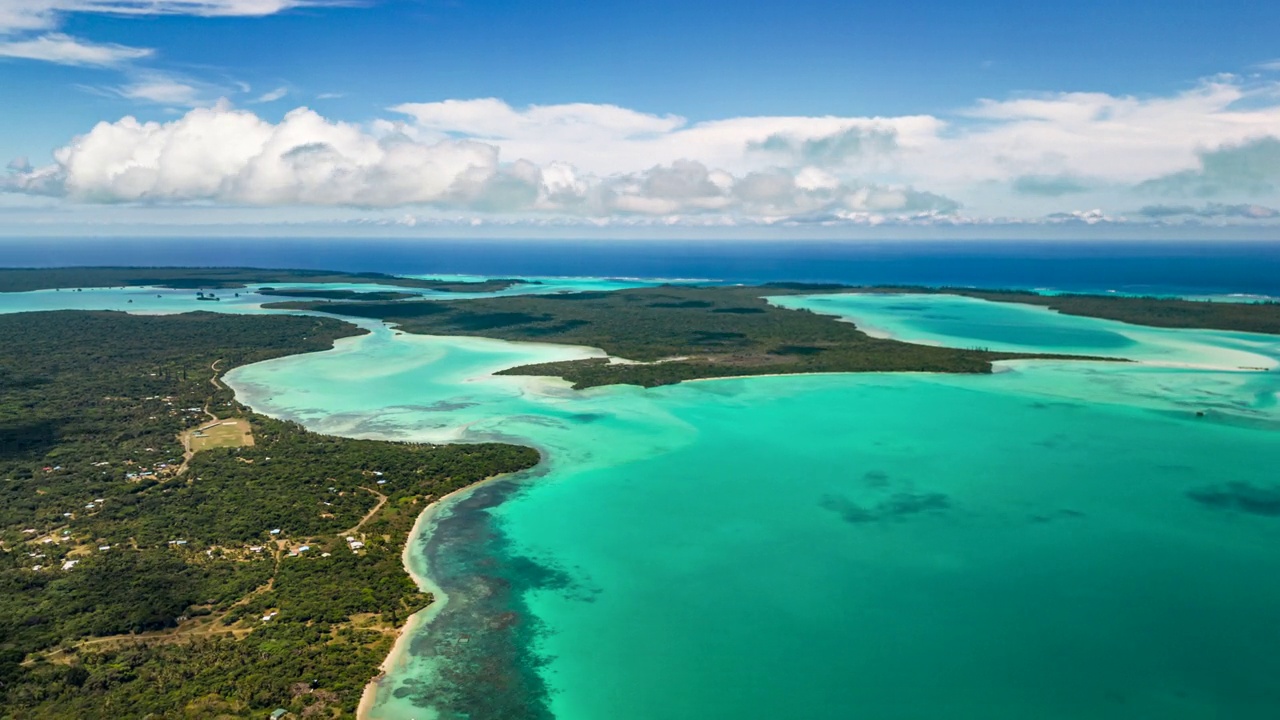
[263,284,1120,388]
[0,267,532,294]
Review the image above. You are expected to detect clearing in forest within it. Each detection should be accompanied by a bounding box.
[188,419,254,452]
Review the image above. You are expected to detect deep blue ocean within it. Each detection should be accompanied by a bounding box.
[2,239,1279,296]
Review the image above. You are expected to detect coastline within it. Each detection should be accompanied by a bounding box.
[356,472,520,720]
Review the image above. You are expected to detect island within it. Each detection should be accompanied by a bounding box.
[256,288,423,302]
[4,267,1279,718]
[0,310,538,718]
[263,284,1115,388]
[0,267,534,294]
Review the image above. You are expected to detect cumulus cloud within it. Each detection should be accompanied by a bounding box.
[747,126,898,166]
[8,74,1280,230]
[4,104,960,226]
[28,105,499,206]
[1136,136,1280,198]
[3,156,64,196]
[931,80,1280,189]
[391,98,941,177]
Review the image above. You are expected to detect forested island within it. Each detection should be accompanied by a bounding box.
[265,285,1112,388]
[942,288,1280,335]
[0,268,531,294]
[0,311,538,718]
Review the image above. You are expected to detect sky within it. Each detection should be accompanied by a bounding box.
[1,0,1279,239]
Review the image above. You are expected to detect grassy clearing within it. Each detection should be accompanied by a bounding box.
[189,419,254,452]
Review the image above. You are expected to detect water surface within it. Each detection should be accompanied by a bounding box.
[222,292,1280,720]
[6,280,1280,719]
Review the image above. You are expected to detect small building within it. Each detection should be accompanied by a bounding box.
[270,709,288,720]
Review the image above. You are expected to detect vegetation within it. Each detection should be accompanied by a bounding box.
[257,288,422,301]
[942,289,1280,335]
[0,310,539,718]
[0,267,531,294]
[266,285,1110,388]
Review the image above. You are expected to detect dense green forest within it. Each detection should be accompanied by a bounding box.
[0,267,529,294]
[0,311,539,718]
[944,289,1280,335]
[266,285,1107,388]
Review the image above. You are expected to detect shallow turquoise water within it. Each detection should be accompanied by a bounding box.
[0,276,660,316]
[7,284,1280,718]
[221,293,1280,720]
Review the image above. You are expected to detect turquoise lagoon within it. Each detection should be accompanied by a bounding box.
[7,283,1280,718]
[221,292,1280,719]
[0,276,660,316]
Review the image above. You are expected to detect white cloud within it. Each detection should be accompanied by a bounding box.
[393,98,685,140]
[253,87,289,103]
[0,1,346,34]
[7,74,1280,231]
[32,105,499,206]
[897,79,1280,211]
[391,98,939,176]
[0,32,152,66]
[0,1,348,70]
[1137,136,1280,197]
[115,75,203,105]
[4,104,958,225]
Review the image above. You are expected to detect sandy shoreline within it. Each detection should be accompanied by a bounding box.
[355,473,514,720]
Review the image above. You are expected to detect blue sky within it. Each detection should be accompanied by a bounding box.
[2,0,1279,237]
